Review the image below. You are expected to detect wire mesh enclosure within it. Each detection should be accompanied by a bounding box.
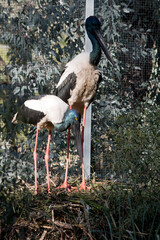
[91,0,159,180]
[0,0,159,189]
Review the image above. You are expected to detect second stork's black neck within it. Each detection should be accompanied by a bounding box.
[88,31,101,66]
[54,109,80,132]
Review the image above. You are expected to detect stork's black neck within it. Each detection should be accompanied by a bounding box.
[54,109,80,132]
[88,31,101,66]
[54,117,70,132]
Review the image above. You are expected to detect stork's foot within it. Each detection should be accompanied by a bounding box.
[56,182,72,192]
[34,184,38,195]
[48,189,51,194]
[78,182,90,191]
[34,190,38,195]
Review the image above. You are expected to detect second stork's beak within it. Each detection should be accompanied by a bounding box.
[94,29,115,66]
[72,121,83,161]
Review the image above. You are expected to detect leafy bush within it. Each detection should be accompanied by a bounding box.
[106,103,160,184]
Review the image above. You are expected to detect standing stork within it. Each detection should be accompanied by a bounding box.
[12,95,82,194]
[55,16,115,190]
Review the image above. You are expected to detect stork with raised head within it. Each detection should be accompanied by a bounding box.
[55,16,115,190]
[12,95,82,194]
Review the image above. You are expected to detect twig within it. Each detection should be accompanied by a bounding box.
[54,221,73,230]
[50,203,83,210]
[52,209,54,223]
[81,199,93,240]
[17,175,34,191]
[39,230,47,240]
[42,226,53,229]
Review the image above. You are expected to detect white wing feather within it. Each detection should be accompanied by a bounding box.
[24,95,68,124]
[56,52,90,88]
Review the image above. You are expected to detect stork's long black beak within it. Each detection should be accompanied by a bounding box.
[94,29,115,66]
[72,121,83,161]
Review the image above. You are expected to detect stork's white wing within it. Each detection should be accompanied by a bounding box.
[56,52,90,88]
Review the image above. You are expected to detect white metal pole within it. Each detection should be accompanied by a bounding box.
[84,0,94,179]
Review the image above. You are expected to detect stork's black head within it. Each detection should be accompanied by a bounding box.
[85,16,101,34]
[70,109,81,123]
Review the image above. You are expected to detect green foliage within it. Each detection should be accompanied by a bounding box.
[106,104,160,185]
[0,0,85,64]
[0,44,10,65]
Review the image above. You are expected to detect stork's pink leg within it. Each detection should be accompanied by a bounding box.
[57,127,71,191]
[64,127,71,188]
[81,106,87,146]
[33,129,39,195]
[57,106,72,191]
[44,130,51,194]
[79,106,90,191]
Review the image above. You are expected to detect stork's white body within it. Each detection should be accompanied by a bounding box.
[57,52,100,114]
[57,52,90,87]
[25,95,69,130]
[12,95,69,130]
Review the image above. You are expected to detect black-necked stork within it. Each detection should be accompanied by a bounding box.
[55,16,115,190]
[12,95,82,194]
